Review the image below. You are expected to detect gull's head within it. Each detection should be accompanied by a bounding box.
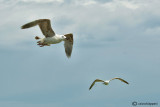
[103,81,109,85]
[62,35,66,39]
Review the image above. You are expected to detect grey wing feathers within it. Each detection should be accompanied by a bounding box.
[64,33,73,58]
[21,19,55,37]
[21,20,39,29]
[111,78,129,84]
[89,79,104,90]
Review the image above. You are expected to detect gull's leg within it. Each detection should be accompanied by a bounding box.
[46,44,50,46]
[37,41,50,47]
[40,45,44,47]
[37,41,43,47]
[37,41,41,44]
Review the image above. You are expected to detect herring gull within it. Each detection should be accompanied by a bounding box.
[89,77,129,90]
[21,19,73,58]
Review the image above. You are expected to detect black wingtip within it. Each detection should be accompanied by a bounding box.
[67,56,71,58]
[66,53,71,58]
[21,26,24,29]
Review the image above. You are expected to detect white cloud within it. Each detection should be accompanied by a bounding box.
[120,1,139,9]
[21,0,64,3]
[83,1,97,6]
[145,27,160,36]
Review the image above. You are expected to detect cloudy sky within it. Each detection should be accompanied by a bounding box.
[0,0,160,107]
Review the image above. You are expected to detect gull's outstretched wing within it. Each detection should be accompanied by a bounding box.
[89,79,104,90]
[21,19,55,37]
[110,77,129,84]
[64,33,73,58]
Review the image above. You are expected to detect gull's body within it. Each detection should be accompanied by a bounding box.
[89,77,129,90]
[39,34,64,45]
[21,19,73,58]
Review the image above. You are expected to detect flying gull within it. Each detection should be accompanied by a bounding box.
[21,19,73,58]
[89,77,129,90]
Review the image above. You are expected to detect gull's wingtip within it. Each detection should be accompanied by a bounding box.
[21,26,24,29]
[67,55,71,58]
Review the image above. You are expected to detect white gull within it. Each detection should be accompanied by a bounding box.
[21,19,73,58]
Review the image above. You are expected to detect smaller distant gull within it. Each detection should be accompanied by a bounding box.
[89,77,129,90]
[21,19,73,58]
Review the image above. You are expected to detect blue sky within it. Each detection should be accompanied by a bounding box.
[0,0,160,107]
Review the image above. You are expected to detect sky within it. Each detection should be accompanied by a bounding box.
[0,0,160,107]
